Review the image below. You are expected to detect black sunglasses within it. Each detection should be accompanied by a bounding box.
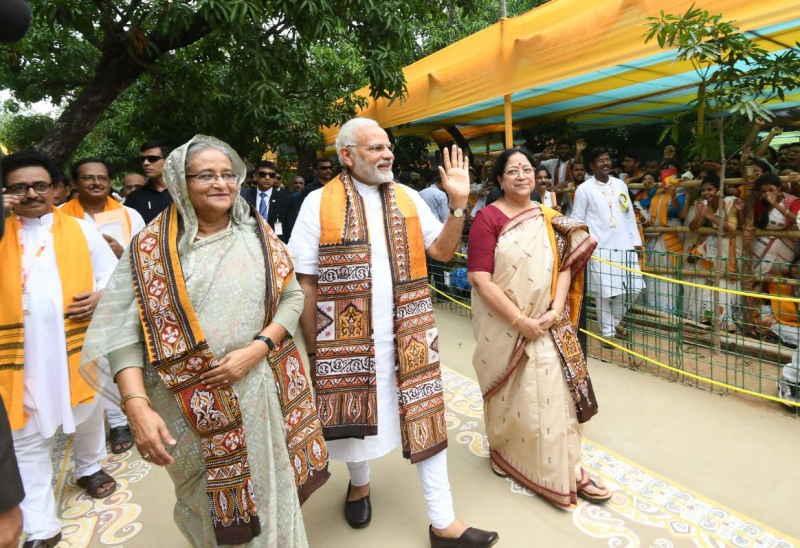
[139,155,163,163]
[258,171,277,178]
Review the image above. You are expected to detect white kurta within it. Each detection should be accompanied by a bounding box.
[15,213,118,439]
[540,158,570,185]
[58,203,146,247]
[571,175,644,298]
[288,179,443,462]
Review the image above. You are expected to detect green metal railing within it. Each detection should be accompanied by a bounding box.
[428,241,800,416]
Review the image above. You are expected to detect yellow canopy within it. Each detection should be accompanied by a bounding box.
[321,0,800,145]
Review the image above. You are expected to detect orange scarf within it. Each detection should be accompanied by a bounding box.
[0,208,95,430]
[61,196,131,234]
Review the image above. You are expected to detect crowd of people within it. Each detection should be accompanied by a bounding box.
[421,130,800,405]
[1,115,799,547]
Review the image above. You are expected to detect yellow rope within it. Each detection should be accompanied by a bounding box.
[591,254,800,303]
[584,330,800,408]
[427,280,799,409]
[429,283,473,309]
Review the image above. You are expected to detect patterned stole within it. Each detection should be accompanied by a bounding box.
[315,172,448,463]
[545,211,599,423]
[130,205,328,545]
[0,209,95,430]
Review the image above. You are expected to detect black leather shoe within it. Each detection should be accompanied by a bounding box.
[429,525,499,548]
[23,532,62,548]
[344,481,371,529]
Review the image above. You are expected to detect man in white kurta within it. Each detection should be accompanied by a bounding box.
[60,158,145,453]
[572,147,644,339]
[1,151,118,546]
[289,118,498,547]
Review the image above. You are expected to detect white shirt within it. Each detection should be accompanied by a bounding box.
[289,179,443,460]
[572,176,644,298]
[17,213,118,438]
[59,203,146,248]
[540,158,570,185]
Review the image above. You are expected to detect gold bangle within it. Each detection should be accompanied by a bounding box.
[510,312,523,326]
[120,393,152,416]
[550,308,565,321]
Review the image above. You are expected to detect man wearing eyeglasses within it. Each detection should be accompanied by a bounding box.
[240,160,292,242]
[60,159,146,460]
[120,173,146,200]
[61,159,145,259]
[123,140,173,224]
[0,150,119,548]
[289,117,499,547]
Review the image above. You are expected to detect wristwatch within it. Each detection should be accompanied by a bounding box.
[449,206,466,218]
[253,335,275,351]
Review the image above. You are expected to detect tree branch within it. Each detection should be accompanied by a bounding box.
[149,12,214,57]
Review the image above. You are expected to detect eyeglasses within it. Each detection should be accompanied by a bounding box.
[346,144,394,154]
[6,182,53,196]
[317,165,333,171]
[257,171,277,179]
[78,175,110,183]
[186,172,238,184]
[503,168,535,177]
[139,155,163,164]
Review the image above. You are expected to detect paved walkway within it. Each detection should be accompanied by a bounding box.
[45,310,800,547]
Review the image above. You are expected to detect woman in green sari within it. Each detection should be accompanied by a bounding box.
[82,136,327,547]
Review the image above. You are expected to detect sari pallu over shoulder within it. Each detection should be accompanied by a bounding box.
[130,205,328,545]
[479,206,598,422]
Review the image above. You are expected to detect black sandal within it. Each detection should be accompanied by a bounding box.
[108,425,134,454]
[76,469,117,499]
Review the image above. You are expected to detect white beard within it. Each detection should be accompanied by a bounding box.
[353,151,394,184]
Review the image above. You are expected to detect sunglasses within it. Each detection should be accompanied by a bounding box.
[139,155,163,163]
[258,171,277,178]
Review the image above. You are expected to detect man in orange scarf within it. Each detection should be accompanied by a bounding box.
[61,158,145,258]
[60,158,146,456]
[290,117,499,547]
[0,151,119,548]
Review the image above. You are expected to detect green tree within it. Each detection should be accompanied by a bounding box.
[0,0,444,165]
[0,111,55,152]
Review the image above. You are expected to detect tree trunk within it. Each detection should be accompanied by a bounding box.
[38,48,147,166]
[294,144,318,178]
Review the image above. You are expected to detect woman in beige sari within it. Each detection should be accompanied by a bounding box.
[467,147,607,508]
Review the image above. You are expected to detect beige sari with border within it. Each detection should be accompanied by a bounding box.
[471,206,596,508]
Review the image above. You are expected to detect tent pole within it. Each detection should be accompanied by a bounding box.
[504,94,513,148]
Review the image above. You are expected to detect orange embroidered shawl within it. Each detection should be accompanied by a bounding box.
[314,172,447,463]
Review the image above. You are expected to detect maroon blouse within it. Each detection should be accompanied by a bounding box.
[468,204,538,274]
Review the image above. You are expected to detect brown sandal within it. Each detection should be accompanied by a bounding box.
[576,469,611,504]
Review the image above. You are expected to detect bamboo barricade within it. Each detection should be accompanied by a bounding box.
[550,174,798,193]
